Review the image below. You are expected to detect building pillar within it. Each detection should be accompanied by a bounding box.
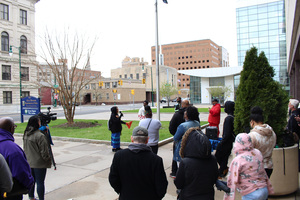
[295,61,300,100]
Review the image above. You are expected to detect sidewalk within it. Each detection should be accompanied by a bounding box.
[13,111,300,200]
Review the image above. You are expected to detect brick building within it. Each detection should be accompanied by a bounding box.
[151,39,229,91]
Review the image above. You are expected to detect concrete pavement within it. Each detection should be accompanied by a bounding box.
[12,109,300,200]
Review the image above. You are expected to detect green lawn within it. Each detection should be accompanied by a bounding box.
[123,107,224,113]
[15,119,208,143]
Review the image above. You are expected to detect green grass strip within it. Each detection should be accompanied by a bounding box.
[16,119,208,143]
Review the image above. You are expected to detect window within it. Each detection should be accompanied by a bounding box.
[21,67,29,81]
[105,82,110,88]
[130,74,133,79]
[1,32,9,51]
[186,56,188,58]
[20,35,27,54]
[3,91,12,104]
[22,91,30,97]
[106,93,109,99]
[136,73,139,80]
[207,60,209,62]
[182,57,184,59]
[202,60,205,63]
[112,82,117,88]
[209,77,225,86]
[119,75,122,78]
[91,83,96,90]
[2,65,11,80]
[124,74,127,78]
[20,9,27,25]
[143,73,146,78]
[178,57,181,59]
[0,3,8,20]
[85,84,90,89]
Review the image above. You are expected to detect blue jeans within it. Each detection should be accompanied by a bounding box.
[29,168,47,200]
[242,187,268,200]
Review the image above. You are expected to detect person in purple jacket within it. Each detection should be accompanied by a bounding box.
[0,117,34,200]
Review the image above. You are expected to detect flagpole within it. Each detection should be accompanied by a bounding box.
[155,0,160,121]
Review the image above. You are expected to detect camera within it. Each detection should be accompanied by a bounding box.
[38,107,57,126]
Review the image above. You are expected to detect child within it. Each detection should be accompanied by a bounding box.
[224,133,273,200]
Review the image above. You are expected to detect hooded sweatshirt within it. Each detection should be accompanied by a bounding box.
[174,127,218,200]
[248,124,276,169]
[0,128,34,190]
[224,133,274,200]
[23,127,52,168]
[109,106,126,133]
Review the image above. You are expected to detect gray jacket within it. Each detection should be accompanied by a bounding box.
[0,153,13,193]
[23,128,51,168]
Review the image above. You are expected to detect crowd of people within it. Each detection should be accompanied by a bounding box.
[0,97,299,199]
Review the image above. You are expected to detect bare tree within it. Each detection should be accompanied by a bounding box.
[36,30,99,124]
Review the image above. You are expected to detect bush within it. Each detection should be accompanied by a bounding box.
[234,47,289,144]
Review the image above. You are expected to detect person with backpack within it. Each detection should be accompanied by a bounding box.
[139,106,161,154]
[215,101,235,178]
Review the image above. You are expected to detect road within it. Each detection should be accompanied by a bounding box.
[0,102,177,123]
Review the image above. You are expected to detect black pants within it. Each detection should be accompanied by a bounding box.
[171,142,178,175]
[265,168,273,178]
[150,145,158,154]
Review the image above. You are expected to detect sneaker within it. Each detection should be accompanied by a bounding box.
[170,174,176,179]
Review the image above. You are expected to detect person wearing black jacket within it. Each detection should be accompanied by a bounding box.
[109,126,168,200]
[215,101,235,178]
[169,100,190,178]
[174,127,218,200]
[108,106,126,152]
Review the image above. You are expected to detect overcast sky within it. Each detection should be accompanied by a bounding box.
[35,0,238,77]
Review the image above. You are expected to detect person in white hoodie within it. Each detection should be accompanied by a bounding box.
[248,106,276,178]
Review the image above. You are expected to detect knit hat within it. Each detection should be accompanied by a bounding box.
[132,126,148,137]
[290,99,299,109]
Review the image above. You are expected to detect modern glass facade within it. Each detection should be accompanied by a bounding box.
[236,0,289,89]
[190,76,201,104]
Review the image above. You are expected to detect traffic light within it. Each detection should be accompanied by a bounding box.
[131,89,135,95]
[118,80,123,86]
[112,89,117,93]
[178,90,181,95]
[99,81,103,87]
[142,78,146,84]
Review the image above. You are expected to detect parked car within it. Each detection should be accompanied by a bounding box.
[160,98,167,103]
[172,97,178,102]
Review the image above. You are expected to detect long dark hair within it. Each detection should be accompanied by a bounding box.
[24,115,40,133]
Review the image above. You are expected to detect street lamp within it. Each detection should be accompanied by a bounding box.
[9,45,23,121]
[142,65,154,107]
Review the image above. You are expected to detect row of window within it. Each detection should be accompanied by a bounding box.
[3,91,30,104]
[178,60,210,65]
[1,32,27,53]
[0,3,27,25]
[178,66,210,70]
[1,65,29,81]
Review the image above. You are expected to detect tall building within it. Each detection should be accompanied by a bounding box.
[151,39,229,91]
[0,0,39,112]
[111,56,178,102]
[236,0,289,89]
[285,0,300,100]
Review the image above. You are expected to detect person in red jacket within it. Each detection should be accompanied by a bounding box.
[208,99,221,137]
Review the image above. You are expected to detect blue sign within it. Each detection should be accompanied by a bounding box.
[21,96,40,123]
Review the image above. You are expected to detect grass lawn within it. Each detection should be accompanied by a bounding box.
[123,107,224,113]
[15,119,208,143]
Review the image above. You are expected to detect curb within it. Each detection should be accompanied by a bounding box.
[14,123,209,147]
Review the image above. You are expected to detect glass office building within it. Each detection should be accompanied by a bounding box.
[236,0,289,89]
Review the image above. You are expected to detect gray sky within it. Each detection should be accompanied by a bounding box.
[35,0,238,77]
